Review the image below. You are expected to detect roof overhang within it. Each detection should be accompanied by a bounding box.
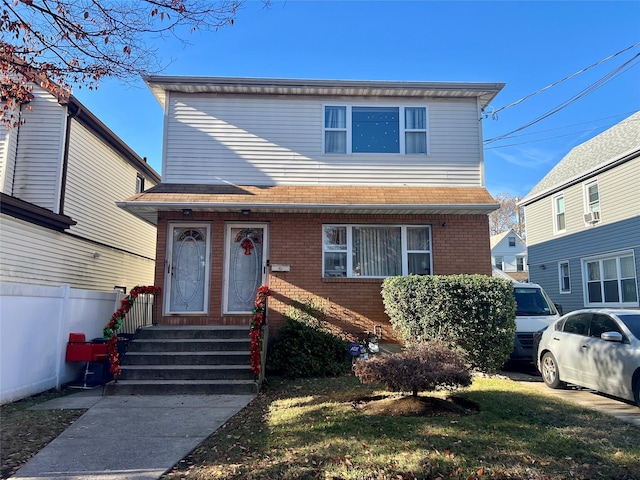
[116,185,499,226]
[143,76,505,110]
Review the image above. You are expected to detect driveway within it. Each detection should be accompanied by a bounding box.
[501,363,640,428]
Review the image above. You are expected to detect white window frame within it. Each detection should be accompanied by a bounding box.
[322,224,432,278]
[323,104,429,155]
[558,261,571,294]
[553,193,566,234]
[583,179,601,223]
[508,236,516,247]
[581,251,638,307]
[164,222,212,316]
[516,256,525,272]
[494,256,504,270]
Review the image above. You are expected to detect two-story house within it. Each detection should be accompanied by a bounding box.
[490,228,528,282]
[520,111,640,313]
[118,76,505,342]
[0,83,160,403]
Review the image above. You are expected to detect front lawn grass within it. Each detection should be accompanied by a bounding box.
[0,388,84,479]
[163,374,639,480]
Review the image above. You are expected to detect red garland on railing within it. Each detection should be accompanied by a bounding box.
[250,285,272,375]
[103,285,161,379]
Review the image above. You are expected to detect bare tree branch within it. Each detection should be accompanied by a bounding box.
[1,0,264,127]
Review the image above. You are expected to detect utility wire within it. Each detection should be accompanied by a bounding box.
[488,41,640,117]
[488,111,638,139]
[484,53,640,145]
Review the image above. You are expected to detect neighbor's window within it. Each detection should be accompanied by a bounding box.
[583,253,638,306]
[324,105,427,155]
[559,261,571,293]
[136,176,145,193]
[494,256,504,270]
[509,236,516,247]
[585,180,600,214]
[516,256,525,272]
[322,224,431,278]
[553,193,566,233]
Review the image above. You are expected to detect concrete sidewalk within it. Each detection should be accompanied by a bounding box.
[10,389,255,480]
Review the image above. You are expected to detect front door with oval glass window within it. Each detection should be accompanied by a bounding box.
[224,223,268,314]
[165,223,211,315]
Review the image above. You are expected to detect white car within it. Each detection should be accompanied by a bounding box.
[536,308,640,407]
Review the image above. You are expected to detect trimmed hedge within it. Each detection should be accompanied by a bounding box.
[266,318,351,378]
[381,274,516,373]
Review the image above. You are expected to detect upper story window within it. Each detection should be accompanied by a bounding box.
[136,176,145,193]
[553,193,566,233]
[324,105,428,155]
[584,180,601,223]
[508,236,516,247]
[323,224,431,278]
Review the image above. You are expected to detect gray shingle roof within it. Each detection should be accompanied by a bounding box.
[521,111,640,203]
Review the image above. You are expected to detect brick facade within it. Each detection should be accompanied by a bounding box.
[153,211,492,343]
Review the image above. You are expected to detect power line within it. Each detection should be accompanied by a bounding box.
[486,111,638,141]
[484,53,640,145]
[487,41,640,118]
[485,116,640,151]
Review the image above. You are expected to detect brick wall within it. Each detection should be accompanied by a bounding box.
[153,211,492,342]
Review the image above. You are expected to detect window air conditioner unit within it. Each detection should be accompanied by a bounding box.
[584,211,601,223]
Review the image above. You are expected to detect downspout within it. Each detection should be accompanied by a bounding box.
[58,103,81,215]
[8,104,23,196]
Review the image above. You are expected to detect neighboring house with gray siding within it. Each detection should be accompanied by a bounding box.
[520,111,640,313]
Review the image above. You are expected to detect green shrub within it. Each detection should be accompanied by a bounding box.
[381,274,516,373]
[267,296,351,378]
[353,340,472,396]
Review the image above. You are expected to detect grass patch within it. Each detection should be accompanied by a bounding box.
[162,375,640,480]
[0,388,85,479]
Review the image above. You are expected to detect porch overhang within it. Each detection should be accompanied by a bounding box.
[117,185,499,226]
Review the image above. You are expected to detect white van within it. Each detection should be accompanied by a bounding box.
[511,283,560,362]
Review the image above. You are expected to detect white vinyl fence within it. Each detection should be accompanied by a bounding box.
[0,283,123,404]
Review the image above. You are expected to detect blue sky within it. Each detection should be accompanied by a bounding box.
[72,1,640,198]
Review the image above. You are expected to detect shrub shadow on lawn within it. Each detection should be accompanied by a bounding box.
[352,394,480,417]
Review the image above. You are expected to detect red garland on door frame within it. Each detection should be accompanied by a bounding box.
[250,285,272,374]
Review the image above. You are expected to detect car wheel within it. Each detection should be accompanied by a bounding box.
[541,352,565,389]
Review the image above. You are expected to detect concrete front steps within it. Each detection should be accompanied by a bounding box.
[104,325,259,395]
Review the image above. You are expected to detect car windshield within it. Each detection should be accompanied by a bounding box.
[618,314,640,340]
[514,287,557,316]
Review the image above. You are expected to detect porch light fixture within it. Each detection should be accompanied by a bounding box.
[182,208,192,215]
[241,209,251,216]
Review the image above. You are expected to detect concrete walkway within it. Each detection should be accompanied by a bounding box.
[10,389,255,480]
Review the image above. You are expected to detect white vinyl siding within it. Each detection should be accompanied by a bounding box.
[0,215,155,291]
[0,126,16,194]
[64,120,157,259]
[163,94,483,186]
[10,90,66,212]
